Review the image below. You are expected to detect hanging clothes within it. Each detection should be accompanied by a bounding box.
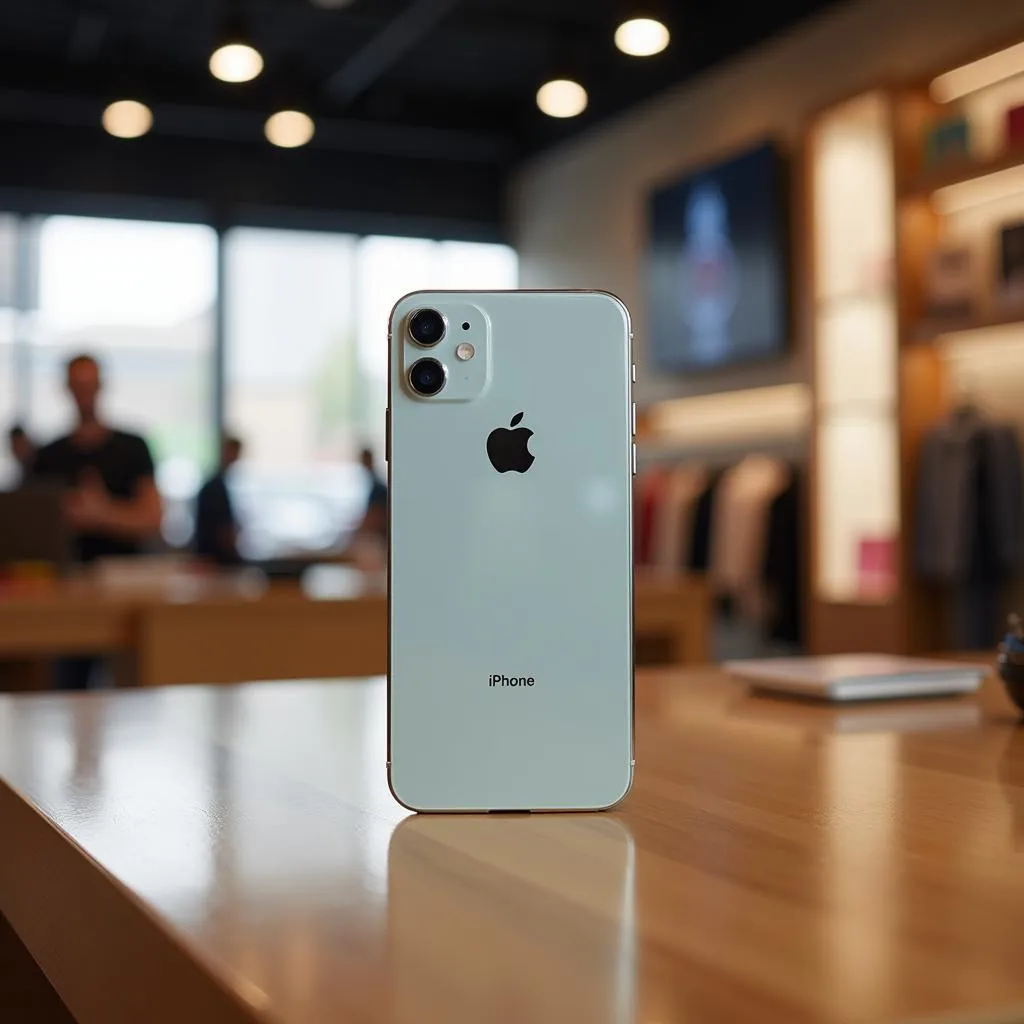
[762,466,803,646]
[915,408,1024,648]
[635,466,669,566]
[709,456,791,622]
[649,465,708,574]
[688,472,721,573]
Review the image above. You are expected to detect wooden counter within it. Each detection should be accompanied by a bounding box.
[0,570,707,688]
[5,666,1024,1023]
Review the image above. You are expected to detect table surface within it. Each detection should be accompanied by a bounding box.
[5,667,1024,1024]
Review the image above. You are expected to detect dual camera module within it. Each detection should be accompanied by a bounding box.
[407,308,469,397]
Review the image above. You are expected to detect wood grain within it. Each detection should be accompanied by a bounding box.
[1,573,708,690]
[4,667,1024,1023]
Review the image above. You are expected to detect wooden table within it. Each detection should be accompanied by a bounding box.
[0,571,707,689]
[5,666,1024,1023]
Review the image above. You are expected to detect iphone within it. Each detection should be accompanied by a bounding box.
[387,290,634,811]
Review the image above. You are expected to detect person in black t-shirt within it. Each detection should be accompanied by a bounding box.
[32,353,162,564]
[32,354,162,690]
[194,434,243,566]
[356,445,387,541]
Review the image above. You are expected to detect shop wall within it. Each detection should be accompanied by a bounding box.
[510,0,1024,407]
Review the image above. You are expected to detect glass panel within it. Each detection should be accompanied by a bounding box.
[225,227,362,561]
[30,216,217,546]
[812,92,900,603]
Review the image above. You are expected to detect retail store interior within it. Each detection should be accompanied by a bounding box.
[6,1,1024,1022]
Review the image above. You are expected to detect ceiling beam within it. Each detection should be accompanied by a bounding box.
[0,89,513,163]
[324,0,462,104]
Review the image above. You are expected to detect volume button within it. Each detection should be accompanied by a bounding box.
[631,402,636,436]
[631,443,637,475]
[631,363,637,384]
[385,408,390,463]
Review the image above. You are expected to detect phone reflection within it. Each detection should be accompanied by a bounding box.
[387,814,636,1024]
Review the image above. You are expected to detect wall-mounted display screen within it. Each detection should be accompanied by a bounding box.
[647,141,789,372]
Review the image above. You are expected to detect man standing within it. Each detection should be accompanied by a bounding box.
[33,354,162,563]
[194,434,243,566]
[32,353,162,688]
[356,445,387,542]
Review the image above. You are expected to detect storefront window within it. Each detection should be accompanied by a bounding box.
[30,215,217,545]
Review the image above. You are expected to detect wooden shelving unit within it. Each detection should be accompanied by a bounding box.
[808,38,1024,654]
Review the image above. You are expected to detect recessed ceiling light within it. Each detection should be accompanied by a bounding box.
[614,17,670,57]
[209,42,264,83]
[265,109,315,148]
[536,79,588,119]
[102,100,153,139]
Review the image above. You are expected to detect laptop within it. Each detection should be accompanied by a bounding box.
[725,654,989,702]
[0,485,71,571]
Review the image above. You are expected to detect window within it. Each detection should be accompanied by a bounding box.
[224,227,363,560]
[1,212,516,556]
[227,230,516,560]
[31,216,217,544]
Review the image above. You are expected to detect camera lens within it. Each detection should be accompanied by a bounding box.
[408,357,446,397]
[408,308,446,347]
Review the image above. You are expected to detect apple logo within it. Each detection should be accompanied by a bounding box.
[486,412,535,473]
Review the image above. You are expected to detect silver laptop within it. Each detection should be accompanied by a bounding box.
[725,654,989,702]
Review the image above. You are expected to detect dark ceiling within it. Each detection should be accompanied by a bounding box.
[0,0,846,238]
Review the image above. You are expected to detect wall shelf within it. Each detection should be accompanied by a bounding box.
[899,146,1024,200]
[908,308,1024,343]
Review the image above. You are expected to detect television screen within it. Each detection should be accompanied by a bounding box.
[647,141,789,372]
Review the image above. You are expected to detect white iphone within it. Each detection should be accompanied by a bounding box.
[387,290,634,811]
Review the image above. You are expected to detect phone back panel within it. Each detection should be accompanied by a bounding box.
[388,290,633,811]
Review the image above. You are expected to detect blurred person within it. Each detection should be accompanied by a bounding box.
[194,434,244,567]
[356,444,387,541]
[33,354,162,563]
[31,353,162,690]
[342,444,387,571]
[7,423,35,483]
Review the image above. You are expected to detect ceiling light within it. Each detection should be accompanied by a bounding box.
[933,163,1024,214]
[930,41,1024,103]
[536,79,588,119]
[209,41,264,83]
[101,99,153,139]
[614,17,670,57]
[265,109,315,148]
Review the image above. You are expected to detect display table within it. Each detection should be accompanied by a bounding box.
[0,570,707,689]
[5,666,1024,1024]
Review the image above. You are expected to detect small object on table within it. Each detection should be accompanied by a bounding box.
[998,614,1024,713]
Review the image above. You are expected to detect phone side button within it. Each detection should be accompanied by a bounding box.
[631,402,636,436]
[631,442,637,475]
[385,408,390,463]
[631,362,637,383]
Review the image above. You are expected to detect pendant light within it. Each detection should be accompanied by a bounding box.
[536,79,588,118]
[209,7,263,83]
[102,99,153,139]
[265,109,315,148]
[614,4,670,57]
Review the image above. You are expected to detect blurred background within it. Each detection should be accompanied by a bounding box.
[2,0,1024,681]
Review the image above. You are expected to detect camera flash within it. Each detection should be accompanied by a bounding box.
[455,342,475,361]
